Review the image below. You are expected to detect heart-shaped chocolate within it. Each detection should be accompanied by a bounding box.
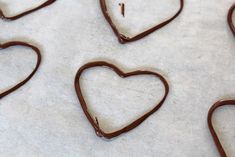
[0,0,56,21]
[228,3,235,36]
[0,41,41,99]
[100,0,184,44]
[208,100,235,157]
[74,61,169,139]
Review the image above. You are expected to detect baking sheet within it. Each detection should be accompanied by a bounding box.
[0,0,235,156]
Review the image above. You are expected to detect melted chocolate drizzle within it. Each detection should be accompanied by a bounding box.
[74,61,169,139]
[228,3,235,36]
[100,0,184,44]
[0,0,56,21]
[0,41,41,99]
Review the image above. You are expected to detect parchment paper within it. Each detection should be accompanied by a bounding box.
[0,0,234,156]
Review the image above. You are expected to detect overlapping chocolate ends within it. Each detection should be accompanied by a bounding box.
[0,41,41,99]
[228,3,235,36]
[74,61,169,139]
[208,100,235,157]
[100,0,184,44]
[0,0,56,21]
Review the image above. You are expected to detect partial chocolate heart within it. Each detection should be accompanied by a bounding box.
[100,0,184,44]
[74,61,169,139]
[0,0,56,21]
[0,41,41,99]
[208,100,235,157]
[228,3,235,36]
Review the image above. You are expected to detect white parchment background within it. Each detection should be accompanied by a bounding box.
[0,0,234,156]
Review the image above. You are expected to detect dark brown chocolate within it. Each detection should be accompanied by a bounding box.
[119,3,125,17]
[228,3,235,36]
[0,0,56,21]
[208,100,235,157]
[0,41,41,99]
[100,0,184,44]
[74,61,169,139]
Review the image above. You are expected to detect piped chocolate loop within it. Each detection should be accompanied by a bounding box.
[0,0,56,21]
[208,100,235,157]
[74,61,169,139]
[100,0,184,44]
[208,5,235,156]
[0,41,41,99]
[228,3,235,36]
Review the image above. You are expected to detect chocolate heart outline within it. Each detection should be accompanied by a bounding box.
[74,61,169,139]
[228,3,235,36]
[0,41,41,99]
[208,100,235,157]
[100,0,184,44]
[0,0,56,21]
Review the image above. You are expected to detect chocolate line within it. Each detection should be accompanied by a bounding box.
[208,100,235,157]
[0,41,41,99]
[228,3,235,36]
[119,3,125,17]
[74,61,169,139]
[100,0,184,44]
[0,0,56,21]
